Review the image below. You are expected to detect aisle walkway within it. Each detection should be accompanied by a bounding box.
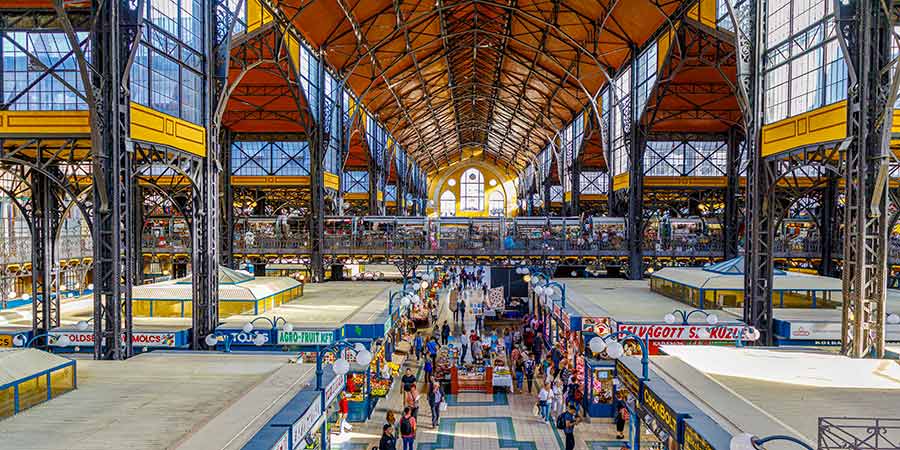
[333,287,622,450]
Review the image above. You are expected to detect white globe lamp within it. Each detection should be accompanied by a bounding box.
[589,337,607,354]
[283,323,294,333]
[605,341,624,359]
[204,334,219,347]
[242,322,254,333]
[253,334,267,346]
[333,358,351,375]
[706,313,719,325]
[663,313,677,324]
[76,320,90,331]
[13,334,26,347]
[730,433,757,450]
[357,349,373,366]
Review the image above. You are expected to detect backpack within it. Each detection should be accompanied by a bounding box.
[556,414,567,430]
[400,417,413,435]
[620,407,630,421]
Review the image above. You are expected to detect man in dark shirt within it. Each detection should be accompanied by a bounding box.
[401,368,417,391]
[562,404,580,450]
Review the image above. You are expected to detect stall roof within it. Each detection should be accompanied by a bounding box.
[133,274,300,302]
[565,279,713,322]
[0,352,314,450]
[0,349,71,387]
[651,266,842,292]
[650,346,900,450]
[219,281,392,329]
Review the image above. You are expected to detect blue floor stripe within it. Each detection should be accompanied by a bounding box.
[416,417,536,450]
[444,391,509,406]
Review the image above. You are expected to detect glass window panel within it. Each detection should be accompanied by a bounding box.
[440,191,456,217]
[180,67,202,124]
[765,64,789,123]
[460,168,484,211]
[150,50,179,118]
[149,0,180,38]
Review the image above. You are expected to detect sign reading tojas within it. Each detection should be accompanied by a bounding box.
[49,330,181,348]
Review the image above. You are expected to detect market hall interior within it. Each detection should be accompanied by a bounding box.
[0,0,899,449]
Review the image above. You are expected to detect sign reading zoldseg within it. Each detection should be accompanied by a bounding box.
[643,386,677,436]
[616,360,640,396]
[683,422,714,450]
[278,330,334,346]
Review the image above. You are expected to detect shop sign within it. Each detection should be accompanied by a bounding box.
[582,317,612,336]
[278,330,334,346]
[220,329,271,345]
[0,334,13,347]
[618,324,745,341]
[787,321,839,340]
[49,330,178,347]
[271,429,289,450]
[553,304,561,319]
[683,422,714,450]
[292,399,322,449]
[643,386,678,437]
[324,373,346,406]
[615,360,640,396]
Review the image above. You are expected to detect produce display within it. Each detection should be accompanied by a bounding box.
[370,377,392,397]
[434,345,458,380]
[348,373,365,393]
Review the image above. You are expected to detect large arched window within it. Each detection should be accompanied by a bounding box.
[488,190,505,216]
[460,168,484,211]
[440,191,456,217]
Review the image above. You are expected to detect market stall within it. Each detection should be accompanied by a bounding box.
[470,218,504,250]
[512,217,547,250]
[451,364,493,394]
[583,357,615,417]
[591,216,626,250]
[358,217,396,250]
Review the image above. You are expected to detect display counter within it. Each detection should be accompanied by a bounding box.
[491,365,512,390]
[583,358,615,417]
[450,365,493,394]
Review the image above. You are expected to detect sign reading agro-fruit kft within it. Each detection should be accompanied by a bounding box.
[278,330,334,346]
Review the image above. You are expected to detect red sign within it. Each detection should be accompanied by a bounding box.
[617,324,745,341]
[49,330,177,348]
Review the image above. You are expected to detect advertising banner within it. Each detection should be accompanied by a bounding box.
[277,330,334,346]
[291,400,322,450]
[615,359,641,397]
[582,317,613,336]
[324,373,346,406]
[49,330,179,348]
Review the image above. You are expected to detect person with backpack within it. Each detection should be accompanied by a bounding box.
[400,407,417,450]
[557,403,580,450]
[441,321,451,345]
[524,353,536,393]
[427,337,439,364]
[614,392,629,439]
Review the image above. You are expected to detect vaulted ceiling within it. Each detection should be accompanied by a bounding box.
[279,0,690,172]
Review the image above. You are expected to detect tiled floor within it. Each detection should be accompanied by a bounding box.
[333,287,625,450]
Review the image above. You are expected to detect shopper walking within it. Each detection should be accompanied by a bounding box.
[423,358,433,385]
[459,298,466,323]
[551,380,564,417]
[401,368,417,392]
[441,321,451,345]
[405,383,420,419]
[538,382,552,422]
[524,353,536,393]
[400,407,417,450]
[413,333,424,361]
[474,304,484,332]
[427,336,439,364]
[459,330,469,364]
[379,423,397,450]
[427,381,444,428]
[614,392,629,439]
[558,404,580,450]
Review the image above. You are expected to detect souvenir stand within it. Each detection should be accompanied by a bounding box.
[395,217,428,250]
[582,332,616,417]
[470,218,504,250]
[435,340,460,391]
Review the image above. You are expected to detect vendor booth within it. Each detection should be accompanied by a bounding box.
[268,390,324,450]
[131,266,303,318]
[650,257,840,309]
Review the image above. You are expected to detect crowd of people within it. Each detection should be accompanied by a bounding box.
[377,267,598,450]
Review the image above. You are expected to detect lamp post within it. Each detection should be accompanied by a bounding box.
[664,308,719,326]
[243,316,294,333]
[15,332,71,349]
[588,330,650,380]
[730,433,814,450]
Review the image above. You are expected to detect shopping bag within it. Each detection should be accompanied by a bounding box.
[440,400,448,411]
[532,402,540,417]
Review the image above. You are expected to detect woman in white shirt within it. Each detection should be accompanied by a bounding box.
[551,380,564,417]
[538,382,551,422]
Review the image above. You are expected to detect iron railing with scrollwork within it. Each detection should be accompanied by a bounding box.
[818,417,900,450]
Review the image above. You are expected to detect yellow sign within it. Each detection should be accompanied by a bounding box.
[643,387,677,435]
[0,335,13,347]
[683,422,714,450]
[616,360,640,396]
